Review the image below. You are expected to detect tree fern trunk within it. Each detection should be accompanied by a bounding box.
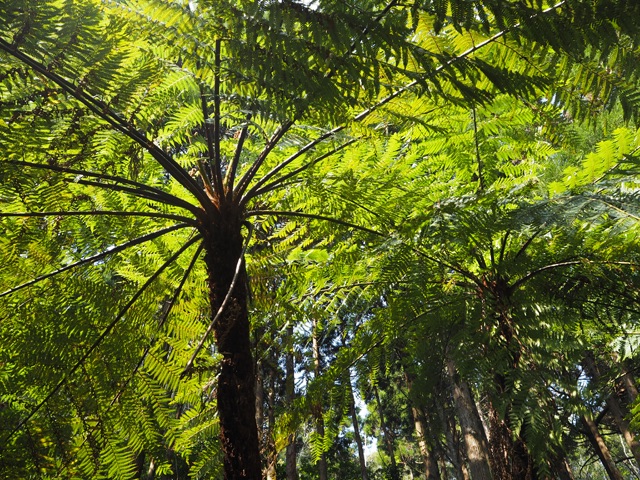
[487,394,535,480]
[203,216,261,480]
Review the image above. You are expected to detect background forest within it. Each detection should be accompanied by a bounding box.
[1,0,640,479]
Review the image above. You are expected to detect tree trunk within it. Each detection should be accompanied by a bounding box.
[550,454,575,480]
[312,317,328,480]
[584,354,640,468]
[399,353,439,480]
[374,385,400,480]
[436,393,468,480]
[433,433,450,480]
[487,399,534,480]
[412,405,441,480]
[285,324,299,480]
[347,371,369,480]
[445,357,493,480]
[582,413,625,480]
[266,370,277,480]
[621,366,639,404]
[255,359,265,447]
[204,216,260,480]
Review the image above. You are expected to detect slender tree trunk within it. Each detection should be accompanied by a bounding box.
[621,366,639,404]
[436,393,467,480]
[255,359,265,446]
[346,371,369,480]
[402,372,439,479]
[374,385,400,480]
[285,324,299,480]
[204,216,260,479]
[412,406,441,480]
[445,357,493,480]
[398,353,439,480]
[266,370,277,480]
[584,354,640,467]
[433,433,450,480]
[312,317,328,480]
[582,413,625,480]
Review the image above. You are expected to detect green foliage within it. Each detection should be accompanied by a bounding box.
[2,0,640,477]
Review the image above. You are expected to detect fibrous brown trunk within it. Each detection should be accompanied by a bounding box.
[582,413,625,480]
[487,402,535,480]
[445,357,493,480]
[204,216,260,480]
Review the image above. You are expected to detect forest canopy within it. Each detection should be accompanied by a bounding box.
[1,0,640,479]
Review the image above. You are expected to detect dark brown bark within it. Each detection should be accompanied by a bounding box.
[550,454,575,480]
[582,413,625,480]
[346,371,369,480]
[486,287,535,480]
[203,213,260,480]
[487,400,534,480]
[445,357,493,480]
